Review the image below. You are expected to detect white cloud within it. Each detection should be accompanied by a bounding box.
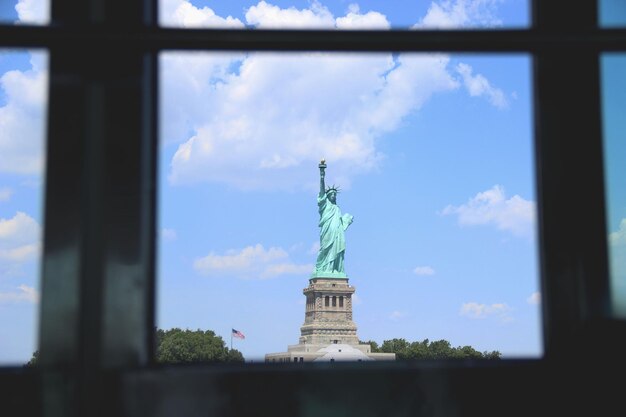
[456,63,508,108]
[441,185,536,238]
[389,310,407,320]
[0,284,39,304]
[161,227,177,242]
[0,51,48,175]
[413,266,435,276]
[157,2,507,191]
[335,4,390,30]
[245,1,335,28]
[0,212,41,266]
[165,51,459,190]
[352,293,362,305]
[526,292,540,305]
[194,243,312,279]
[609,219,626,246]
[160,0,244,28]
[460,301,511,321]
[0,187,12,202]
[417,0,502,29]
[1,4,48,173]
[15,0,49,24]
[159,51,246,147]
[0,211,40,245]
[196,244,287,270]
[1,1,508,192]
[0,243,39,262]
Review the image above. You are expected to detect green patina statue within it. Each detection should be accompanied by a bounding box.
[313,159,354,278]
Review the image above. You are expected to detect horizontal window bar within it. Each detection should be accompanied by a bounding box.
[2,26,626,52]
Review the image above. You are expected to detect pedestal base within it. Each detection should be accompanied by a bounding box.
[300,277,358,345]
[264,275,396,362]
[265,342,396,362]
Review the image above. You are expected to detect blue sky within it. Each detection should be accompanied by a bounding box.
[156,0,540,361]
[602,54,626,317]
[13,0,626,364]
[0,0,48,364]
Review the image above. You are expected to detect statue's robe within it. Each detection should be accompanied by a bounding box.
[315,192,353,274]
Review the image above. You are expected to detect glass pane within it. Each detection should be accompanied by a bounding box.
[601,54,626,317]
[157,50,541,362]
[0,0,50,25]
[599,0,626,27]
[159,0,529,29]
[0,49,48,365]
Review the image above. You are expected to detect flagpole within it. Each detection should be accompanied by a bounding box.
[230,328,232,350]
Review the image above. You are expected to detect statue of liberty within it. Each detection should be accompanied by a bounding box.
[313,160,354,277]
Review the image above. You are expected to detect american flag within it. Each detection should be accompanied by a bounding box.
[232,328,245,339]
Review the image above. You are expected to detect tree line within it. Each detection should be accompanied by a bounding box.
[26,331,501,365]
[362,338,501,360]
[155,328,244,363]
[26,328,244,365]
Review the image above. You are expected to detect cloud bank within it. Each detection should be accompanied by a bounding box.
[0,211,41,262]
[417,0,502,28]
[15,0,49,24]
[0,284,39,304]
[159,0,508,191]
[441,185,536,238]
[194,243,312,279]
[0,52,48,175]
[160,0,244,28]
[460,301,511,321]
[414,266,435,276]
[1,0,508,190]
[1,0,48,175]
[526,292,540,305]
[456,63,508,108]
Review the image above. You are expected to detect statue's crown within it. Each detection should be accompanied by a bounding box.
[326,185,340,194]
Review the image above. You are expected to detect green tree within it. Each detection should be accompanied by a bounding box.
[374,338,500,360]
[406,339,431,359]
[155,328,244,364]
[225,348,245,362]
[380,338,411,360]
[360,340,380,352]
[428,339,453,359]
[25,350,39,367]
[25,329,244,366]
[482,350,502,360]
[456,345,485,359]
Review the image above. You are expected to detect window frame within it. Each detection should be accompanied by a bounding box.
[2,0,626,415]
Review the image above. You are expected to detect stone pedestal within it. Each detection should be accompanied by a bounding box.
[299,277,359,345]
[264,275,396,362]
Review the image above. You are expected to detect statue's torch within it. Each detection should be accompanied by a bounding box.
[319,158,327,175]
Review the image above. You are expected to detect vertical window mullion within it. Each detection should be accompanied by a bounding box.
[39,0,157,415]
[533,0,610,358]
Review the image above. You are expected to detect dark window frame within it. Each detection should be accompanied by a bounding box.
[2,1,626,416]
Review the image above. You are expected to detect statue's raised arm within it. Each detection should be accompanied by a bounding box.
[313,160,353,278]
[319,159,326,197]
